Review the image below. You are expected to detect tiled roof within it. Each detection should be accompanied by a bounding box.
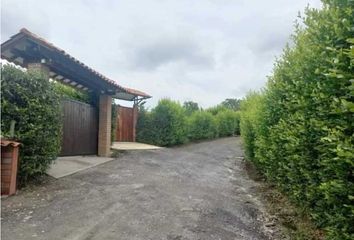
[19,28,126,91]
[124,87,151,98]
[2,28,151,99]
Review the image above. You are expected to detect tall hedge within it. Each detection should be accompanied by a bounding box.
[1,65,62,183]
[240,1,353,238]
[137,99,240,146]
[239,92,264,161]
[188,111,218,140]
[136,105,155,144]
[137,99,188,146]
[216,110,240,137]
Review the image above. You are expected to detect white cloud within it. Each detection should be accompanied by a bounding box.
[1,0,322,108]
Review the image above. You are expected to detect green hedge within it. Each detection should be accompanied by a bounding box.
[54,81,92,104]
[216,110,240,137]
[1,65,62,183]
[188,111,218,140]
[240,1,353,238]
[137,99,240,146]
[136,105,155,144]
[136,99,187,146]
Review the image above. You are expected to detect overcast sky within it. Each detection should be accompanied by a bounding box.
[1,0,321,108]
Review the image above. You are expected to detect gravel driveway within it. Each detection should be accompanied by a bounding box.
[1,137,278,240]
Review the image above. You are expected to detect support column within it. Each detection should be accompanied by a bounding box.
[98,95,112,156]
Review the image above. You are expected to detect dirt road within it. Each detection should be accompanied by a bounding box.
[1,137,278,240]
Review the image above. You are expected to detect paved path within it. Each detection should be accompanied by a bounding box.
[1,137,276,240]
[111,141,162,150]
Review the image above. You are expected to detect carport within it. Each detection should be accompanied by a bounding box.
[1,28,151,157]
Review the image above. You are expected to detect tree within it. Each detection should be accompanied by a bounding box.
[220,98,242,111]
[183,101,200,115]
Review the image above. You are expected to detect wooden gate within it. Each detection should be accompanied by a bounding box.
[60,99,98,156]
[115,106,137,142]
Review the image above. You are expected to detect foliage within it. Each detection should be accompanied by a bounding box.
[183,101,200,115]
[1,65,62,183]
[137,99,240,146]
[206,104,228,115]
[136,104,155,144]
[111,102,118,144]
[53,81,92,104]
[137,99,188,146]
[216,110,240,137]
[220,98,242,111]
[188,111,218,140]
[239,92,265,161]
[240,1,354,238]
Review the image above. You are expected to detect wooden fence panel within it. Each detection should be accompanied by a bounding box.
[60,99,98,156]
[116,106,135,142]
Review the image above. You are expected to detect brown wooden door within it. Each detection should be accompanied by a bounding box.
[60,99,98,156]
[116,106,135,142]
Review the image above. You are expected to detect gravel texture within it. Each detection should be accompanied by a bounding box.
[1,137,279,240]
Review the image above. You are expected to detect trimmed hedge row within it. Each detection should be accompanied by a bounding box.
[1,65,62,183]
[240,1,353,239]
[136,99,240,146]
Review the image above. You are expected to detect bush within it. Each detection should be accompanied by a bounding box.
[136,105,155,144]
[206,105,228,115]
[137,99,241,146]
[53,81,91,104]
[1,65,62,183]
[188,111,218,140]
[240,1,354,238]
[216,110,240,137]
[143,99,187,146]
[239,92,264,161]
[111,103,118,143]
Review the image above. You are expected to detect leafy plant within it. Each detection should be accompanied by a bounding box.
[188,111,218,140]
[240,1,354,238]
[1,65,62,184]
[216,109,240,137]
[220,98,242,111]
[139,99,187,146]
[136,104,155,144]
[183,101,200,115]
[137,98,241,146]
[53,80,92,104]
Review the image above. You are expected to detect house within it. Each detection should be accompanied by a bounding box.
[1,28,151,157]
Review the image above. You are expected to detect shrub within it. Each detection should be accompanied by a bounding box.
[240,1,354,238]
[216,109,240,137]
[149,99,187,146]
[53,81,91,104]
[1,65,62,183]
[136,105,155,144]
[111,103,118,143]
[239,92,265,162]
[137,99,241,146]
[188,111,218,140]
[206,105,228,115]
